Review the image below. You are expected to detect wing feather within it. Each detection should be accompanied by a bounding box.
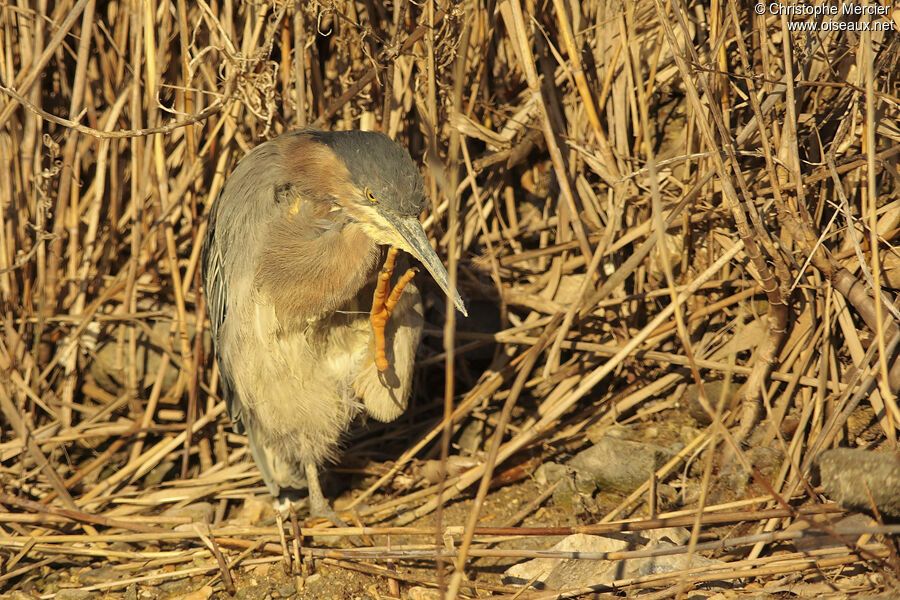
[201,196,246,434]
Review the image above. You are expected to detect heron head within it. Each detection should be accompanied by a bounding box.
[310,130,467,317]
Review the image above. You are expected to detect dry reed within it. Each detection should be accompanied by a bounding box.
[1,0,899,598]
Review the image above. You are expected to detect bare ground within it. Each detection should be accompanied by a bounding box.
[2,0,900,598]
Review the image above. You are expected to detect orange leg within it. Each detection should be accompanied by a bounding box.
[371,247,417,371]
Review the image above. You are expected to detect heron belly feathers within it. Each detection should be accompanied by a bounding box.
[219,264,423,495]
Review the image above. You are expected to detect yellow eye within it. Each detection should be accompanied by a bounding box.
[365,187,378,203]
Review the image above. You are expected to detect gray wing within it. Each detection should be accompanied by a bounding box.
[201,197,246,434]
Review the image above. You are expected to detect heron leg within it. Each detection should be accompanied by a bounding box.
[371,247,417,371]
[304,460,347,527]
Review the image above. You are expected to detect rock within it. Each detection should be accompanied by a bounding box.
[417,456,480,484]
[780,415,800,438]
[503,529,722,590]
[88,313,211,394]
[145,460,176,487]
[78,566,122,583]
[57,591,95,600]
[456,418,486,455]
[747,446,783,473]
[171,587,213,600]
[569,435,676,494]
[584,423,633,444]
[786,513,872,553]
[846,405,880,442]
[706,594,774,600]
[503,533,629,589]
[408,587,442,600]
[818,448,900,518]
[534,462,578,506]
[764,572,883,597]
[247,563,273,577]
[682,381,740,425]
[110,542,136,553]
[159,580,196,597]
[705,444,785,505]
[645,527,690,545]
[231,496,275,525]
[534,462,568,486]
[632,542,722,578]
[235,584,269,600]
[554,274,588,303]
[164,502,214,527]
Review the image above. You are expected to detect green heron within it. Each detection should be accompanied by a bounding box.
[202,129,466,522]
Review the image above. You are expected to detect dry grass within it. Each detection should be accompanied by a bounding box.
[1,0,900,598]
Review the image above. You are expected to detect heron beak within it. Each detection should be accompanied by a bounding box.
[383,213,468,317]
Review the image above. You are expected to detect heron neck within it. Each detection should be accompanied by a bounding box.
[255,220,380,327]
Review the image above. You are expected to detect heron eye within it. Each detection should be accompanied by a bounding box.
[365,188,378,203]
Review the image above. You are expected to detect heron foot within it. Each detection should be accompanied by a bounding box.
[371,247,417,371]
[303,462,367,547]
[304,461,347,527]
